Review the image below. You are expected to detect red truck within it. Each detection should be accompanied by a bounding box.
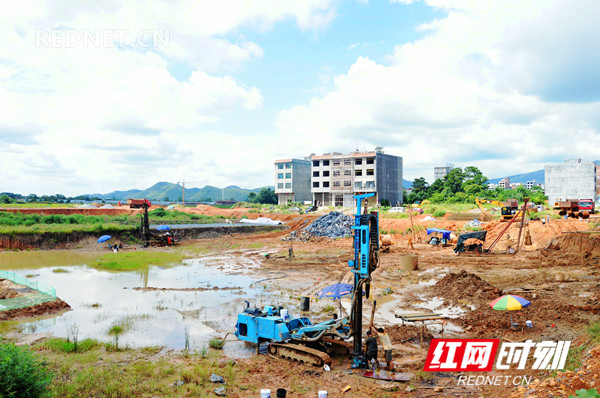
[579,199,595,214]
[553,198,594,219]
[127,198,151,208]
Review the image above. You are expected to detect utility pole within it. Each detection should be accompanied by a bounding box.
[177,180,185,205]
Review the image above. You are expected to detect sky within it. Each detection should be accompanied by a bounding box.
[1,0,600,196]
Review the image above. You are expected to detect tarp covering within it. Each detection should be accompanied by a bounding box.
[454,230,487,253]
[426,228,452,240]
[240,217,283,225]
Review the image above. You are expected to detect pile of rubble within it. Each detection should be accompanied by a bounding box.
[304,212,353,238]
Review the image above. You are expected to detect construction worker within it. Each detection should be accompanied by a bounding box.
[372,326,394,370]
[365,330,378,366]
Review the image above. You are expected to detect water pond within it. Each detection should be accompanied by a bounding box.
[0,250,302,357]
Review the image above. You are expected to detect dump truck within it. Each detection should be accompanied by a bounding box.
[127,199,152,209]
[553,199,591,219]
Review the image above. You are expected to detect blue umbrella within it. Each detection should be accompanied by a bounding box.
[156,225,170,231]
[97,235,111,243]
[316,283,354,300]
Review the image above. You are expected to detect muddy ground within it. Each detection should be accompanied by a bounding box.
[2,206,600,397]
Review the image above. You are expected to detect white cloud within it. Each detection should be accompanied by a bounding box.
[276,0,600,182]
[0,1,339,195]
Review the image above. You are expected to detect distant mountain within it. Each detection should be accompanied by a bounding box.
[96,182,269,202]
[488,160,600,185]
[488,169,545,185]
[403,179,413,189]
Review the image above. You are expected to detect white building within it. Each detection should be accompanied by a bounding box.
[545,159,597,205]
[310,148,403,207]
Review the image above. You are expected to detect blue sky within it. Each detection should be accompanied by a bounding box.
[1,0,599,195]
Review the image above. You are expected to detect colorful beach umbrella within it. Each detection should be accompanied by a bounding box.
[489,295,531,311]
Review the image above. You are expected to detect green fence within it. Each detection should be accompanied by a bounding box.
[0,270,56,298]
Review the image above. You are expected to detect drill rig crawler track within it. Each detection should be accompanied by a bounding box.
[267,343,332,366]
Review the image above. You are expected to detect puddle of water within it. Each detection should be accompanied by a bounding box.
[1,252,304,357]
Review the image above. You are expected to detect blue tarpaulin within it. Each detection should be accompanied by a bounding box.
[426,228,452,240]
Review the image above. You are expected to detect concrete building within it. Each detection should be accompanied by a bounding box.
[499,177,510,189]
[434,164,454,181]
[310,148,403,207]
[545,159,597,205]
[274,158,311,205]
[525,180,536,189]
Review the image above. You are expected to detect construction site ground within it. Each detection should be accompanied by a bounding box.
[2,205,600,397]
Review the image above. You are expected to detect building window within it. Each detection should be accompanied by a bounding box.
[366,181,375,188]
[277,164,284,169]
[355,159,362,165]
[285,183,291,188]
[344,160,352,166]
[344,181,351,187]
[313,160,319,167]
[323,170,330,177]
[366,158,374,164]
[323,181,330,188]
[333,170,341,177]
[323,160,330,166]
[333,181,340,187]
[313,182,319,188]
[285,163,292,169]
[367,169,374,176]
[278,173,283,179]
[343,170,351,176]
[285,173,291,179]
[332,160,341,166]
[313,171,319,177]
[277,183,283,189]
[355,182,362,189]
[355,170,362,176]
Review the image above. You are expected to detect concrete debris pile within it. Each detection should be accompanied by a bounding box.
[304,211,353,238]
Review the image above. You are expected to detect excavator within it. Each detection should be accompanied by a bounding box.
[475,198,517,221]
[234,193,379,367]
[411,199,430,209]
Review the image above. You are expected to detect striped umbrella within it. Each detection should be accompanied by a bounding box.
[490,295,531,328]
[490,295,531,311]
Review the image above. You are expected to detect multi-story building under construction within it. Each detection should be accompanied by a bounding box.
[308,147,404,207]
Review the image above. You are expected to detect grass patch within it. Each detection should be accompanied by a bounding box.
[45,338,99,353]
[208,338,225,349]
[93,251,186,271]
[52,268,70,273]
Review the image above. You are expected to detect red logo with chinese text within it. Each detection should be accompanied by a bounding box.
[424,339,499,372]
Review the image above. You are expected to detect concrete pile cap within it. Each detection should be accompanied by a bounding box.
[303,211,353,238]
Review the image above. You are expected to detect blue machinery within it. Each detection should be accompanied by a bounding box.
[234,193,380,366]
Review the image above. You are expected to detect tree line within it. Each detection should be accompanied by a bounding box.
[404,166,547,205]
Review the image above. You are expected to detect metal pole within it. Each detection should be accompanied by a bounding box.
[515,198,529,253]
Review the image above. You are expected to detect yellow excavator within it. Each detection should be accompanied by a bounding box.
[475,198,516,221]
[411,199,430,209]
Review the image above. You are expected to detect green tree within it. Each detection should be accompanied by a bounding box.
[428,178,444,196]
[408,177,429,203]
[247,192,257,203]
[443,168,465,194]
[0,194,15,204]
[256,188,277,205]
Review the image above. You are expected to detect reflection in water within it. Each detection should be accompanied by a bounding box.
[1,254,288,357]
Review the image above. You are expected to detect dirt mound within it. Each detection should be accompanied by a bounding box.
[0,298,71,320]
[430,270,503,303]
[554,233,600,258]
